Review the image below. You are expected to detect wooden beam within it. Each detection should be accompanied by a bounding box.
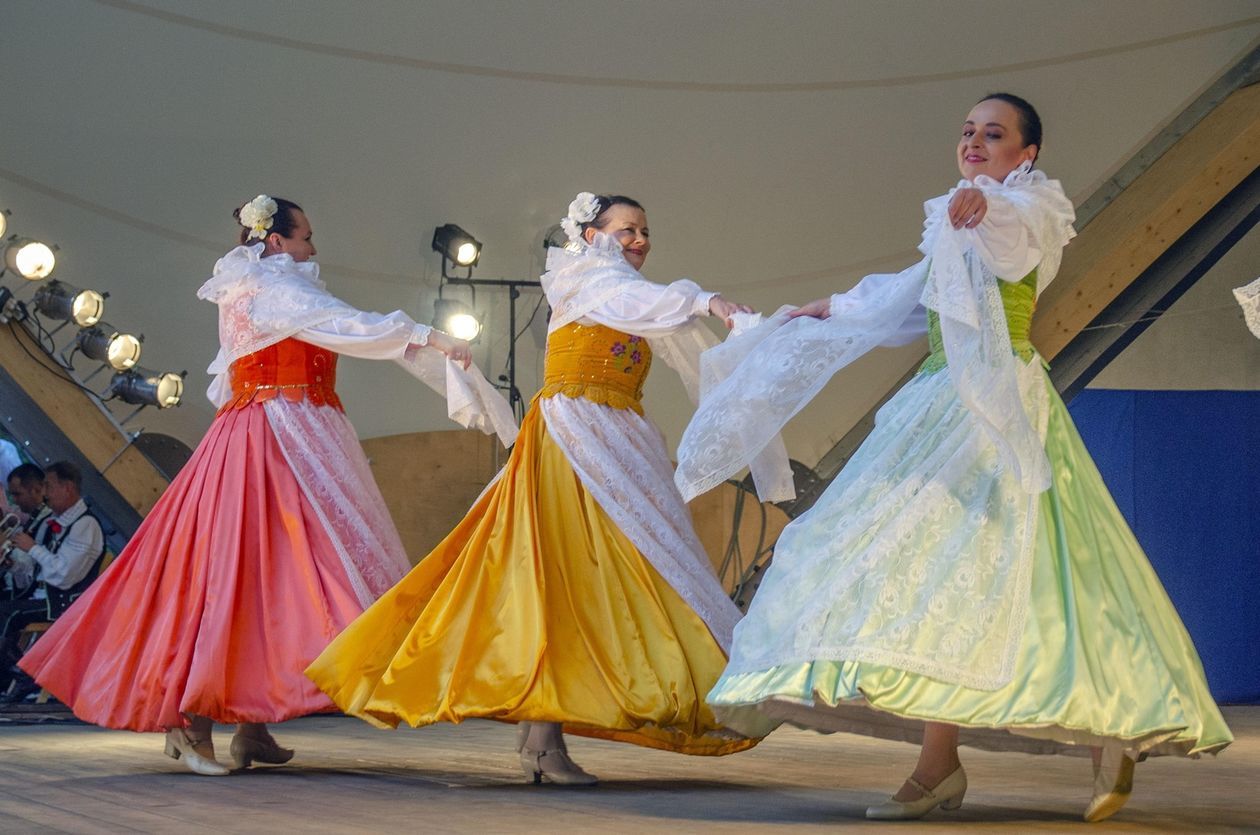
[1051,169,1260,401]
[1033,82,1260,358]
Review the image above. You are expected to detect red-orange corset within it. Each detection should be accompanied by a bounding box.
[217,338,343,415]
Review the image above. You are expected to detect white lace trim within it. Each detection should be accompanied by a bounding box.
[1235,276,1260,338]
[539,396,741,651]
[724,365,1050,690]
[199,244,516,446]
[262,398,411,609]
[675,171,1074,502]
[543,236,793,501]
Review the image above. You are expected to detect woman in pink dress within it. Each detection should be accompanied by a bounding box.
[20,195,516,775]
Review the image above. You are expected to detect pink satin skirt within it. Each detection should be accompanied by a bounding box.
[20,402,381,731]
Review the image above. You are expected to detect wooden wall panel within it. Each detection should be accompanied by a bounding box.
[689,483,790,595]
[362,429,503,563]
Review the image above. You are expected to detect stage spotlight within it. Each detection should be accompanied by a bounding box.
[76,325,142,370]
[433,297,482,341]
[431,224,482,268]
[0,210,8,240]
[33,280,106,327]
[106,367,185,408]
[2,237,56,280]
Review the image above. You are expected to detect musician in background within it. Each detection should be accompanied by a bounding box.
[0,462,104,699]
[2,463,52,602]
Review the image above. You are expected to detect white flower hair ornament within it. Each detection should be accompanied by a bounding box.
[559,192,601,244]
[239,194,279,241]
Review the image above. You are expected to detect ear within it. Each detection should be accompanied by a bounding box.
[582,227,598,245]
[263,231,285,255]
[1021,144,1039,165]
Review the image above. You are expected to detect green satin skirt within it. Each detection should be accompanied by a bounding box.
[709,383,1232,758]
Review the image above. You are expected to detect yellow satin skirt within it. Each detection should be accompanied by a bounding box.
[306,402,755,755]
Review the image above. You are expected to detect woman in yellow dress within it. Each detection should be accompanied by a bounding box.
[308,193,764,784]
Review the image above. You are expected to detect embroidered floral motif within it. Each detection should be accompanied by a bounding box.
[610,335,646,372]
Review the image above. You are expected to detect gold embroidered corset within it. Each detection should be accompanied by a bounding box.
[921,269,1038,374]
[218,337,343,415]
[540,322,653,414]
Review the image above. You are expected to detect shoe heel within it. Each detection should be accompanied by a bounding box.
[941,791,965,811]
[164,737,181,761]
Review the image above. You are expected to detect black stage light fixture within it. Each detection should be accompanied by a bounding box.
[1,237,56,280]
[431,224,482,269]
[75,325,142,370]
[32,280,106,327]
[106,366,185,409]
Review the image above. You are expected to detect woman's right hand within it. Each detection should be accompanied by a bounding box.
[708,295,755,328]
[786,297,832,320]
[428,331,473,369]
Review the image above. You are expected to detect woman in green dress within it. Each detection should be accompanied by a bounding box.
[674,93,1231,822]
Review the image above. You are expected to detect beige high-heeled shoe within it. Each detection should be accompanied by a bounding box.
[164,729,230,776]
[229,730,295,770]
[1084,748,1135,822]
[866,766,967,820]
[515,722,598,786]
[519,745,599,786]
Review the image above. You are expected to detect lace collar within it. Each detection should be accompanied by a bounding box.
[197,243,324,302]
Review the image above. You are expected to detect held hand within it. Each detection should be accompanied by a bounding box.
[429,332,473,370]
[10,532,34,552]
[708,295,755,328]
[948,187,988,229]
[786,297,832,320]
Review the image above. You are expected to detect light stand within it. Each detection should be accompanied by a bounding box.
[442,276,540,421]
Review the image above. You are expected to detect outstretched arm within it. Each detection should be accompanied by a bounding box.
[299,310,471,368]
[585,279,753,334]
[788,272,929,347]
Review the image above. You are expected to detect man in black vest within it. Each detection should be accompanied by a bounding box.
[3,463,53,602]
[0,461,105,699]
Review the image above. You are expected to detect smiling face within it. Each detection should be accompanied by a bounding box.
[957,98,1038,182]
[265,210,317,262]
[584,203,651,270]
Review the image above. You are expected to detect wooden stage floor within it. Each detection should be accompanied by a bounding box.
[0,706,1255,833]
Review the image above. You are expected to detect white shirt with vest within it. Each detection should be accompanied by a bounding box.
[27,499,104,595]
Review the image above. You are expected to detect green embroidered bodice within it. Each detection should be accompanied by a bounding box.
[920,269,1038,373]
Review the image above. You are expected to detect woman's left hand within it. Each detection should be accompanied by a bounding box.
[948,187,988,229]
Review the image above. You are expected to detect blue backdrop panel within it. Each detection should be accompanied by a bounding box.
[1069,389,1259,704]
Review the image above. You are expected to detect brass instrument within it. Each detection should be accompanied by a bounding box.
[0,512,21,563]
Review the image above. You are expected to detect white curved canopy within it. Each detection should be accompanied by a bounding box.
[3,0,1257,461]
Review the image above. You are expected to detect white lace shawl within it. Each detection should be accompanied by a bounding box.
[542,235,794,501]
[1235,276,1260,338]
[675,166,1076,502]
[198,245,517,446]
